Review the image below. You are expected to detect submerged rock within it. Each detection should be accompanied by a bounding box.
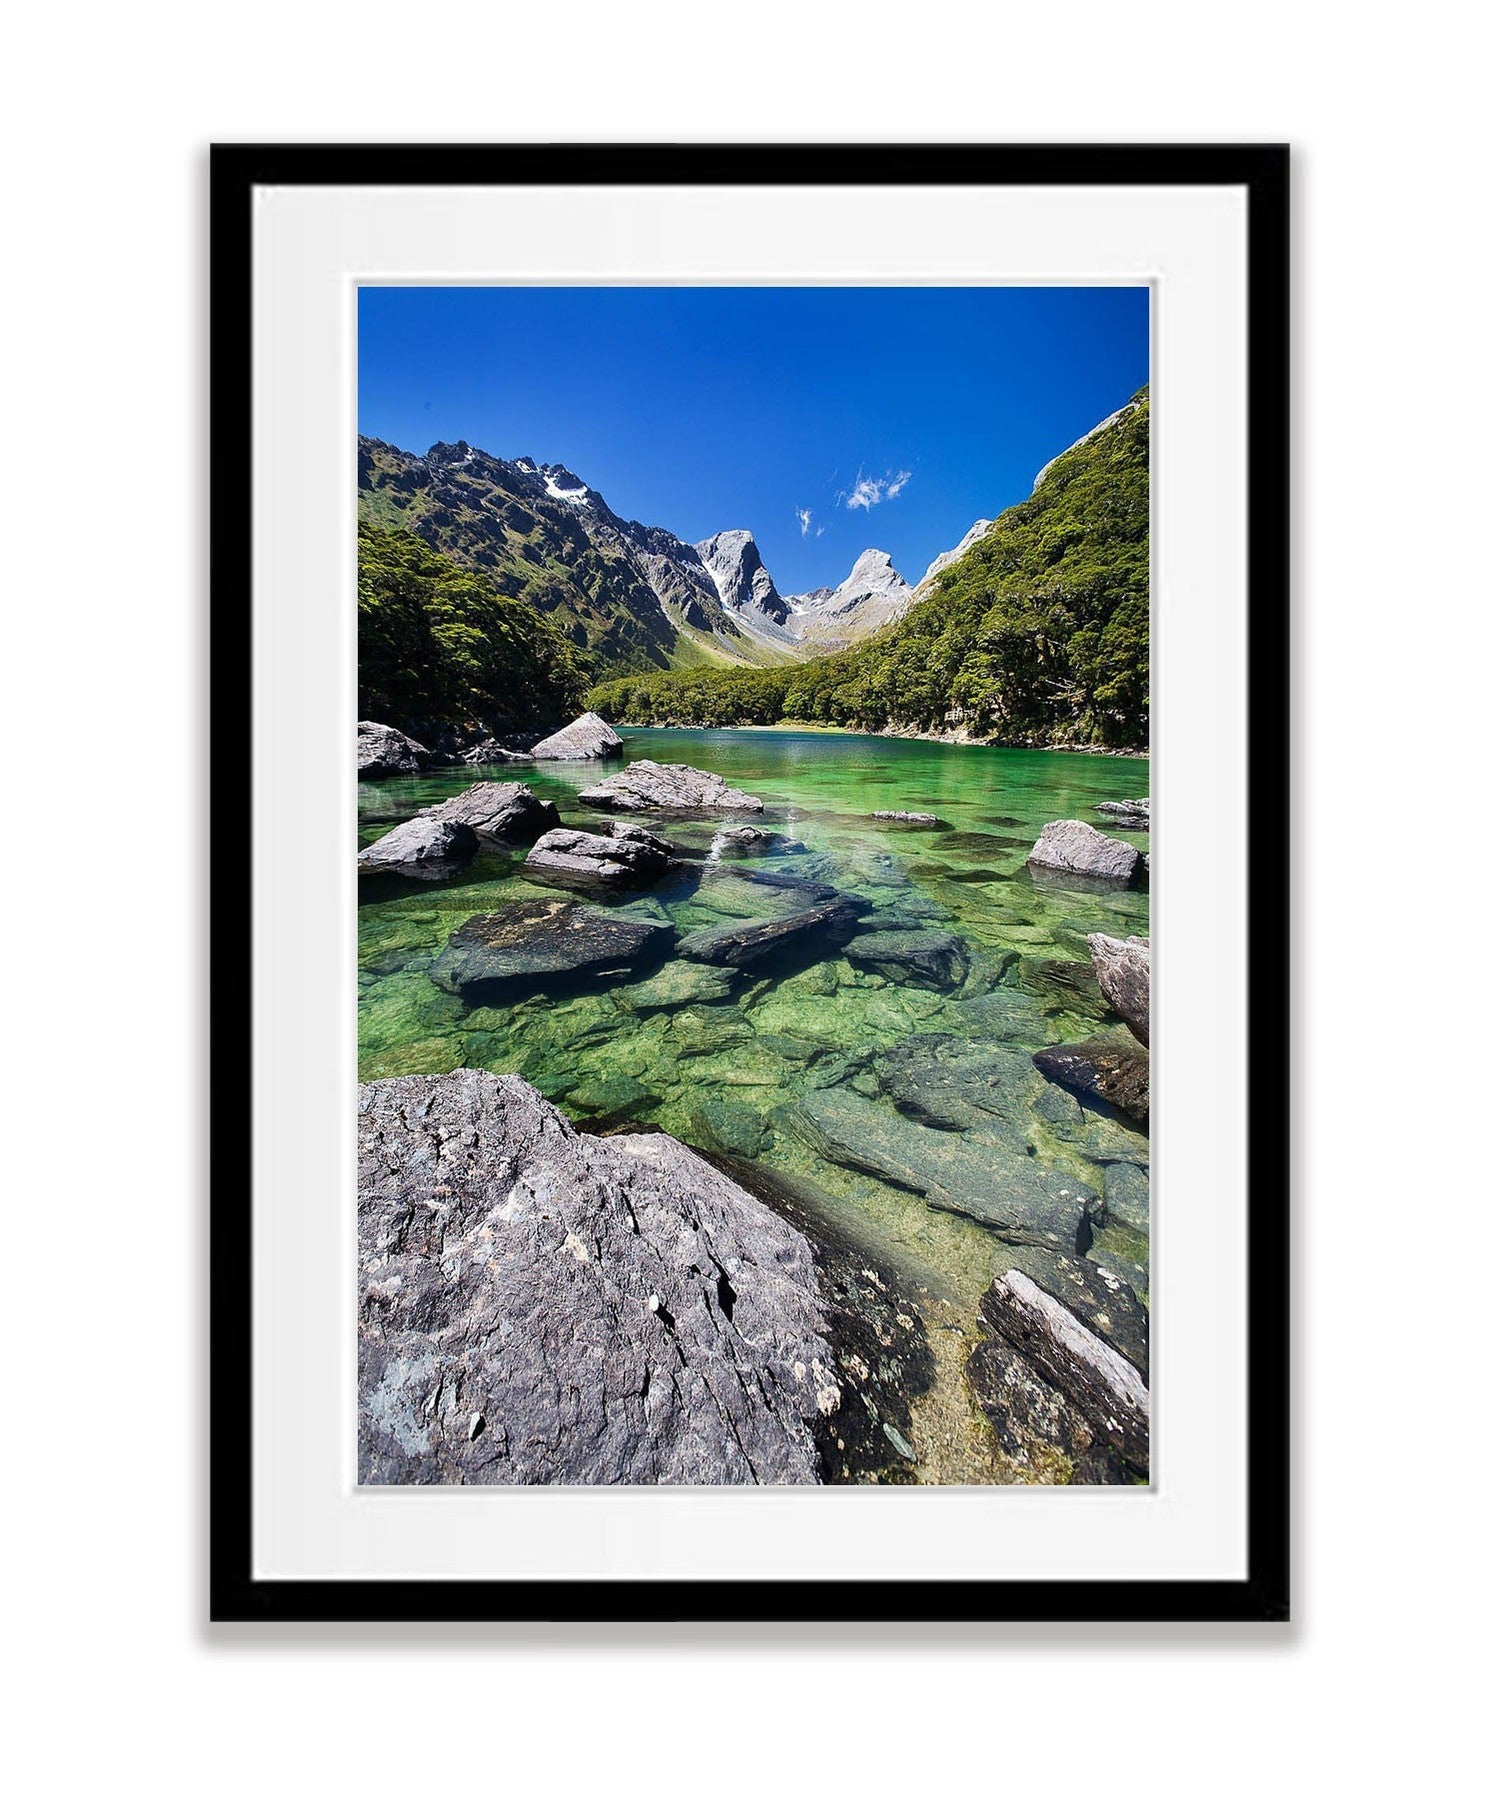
[528,711,624,760]
[1096,797,1150,826]
[358,817,477,879]
[844,927,971,992]
[358,719,429,779]
[979,1271,1149,1476]
[1103,1160,1151,1233]
[678,895,868,969]
[708,824,800,859]
[966,1333,1099,1477]
[1033,1032,1150,1126]
[786,1088,1102,1250]
[687,1099,767,1159]
[524,826,672,889]
[616,960,741,1013]
[875,1035,1042,1140]
[938,830,1020,863]
[567,1073,655,1126]
[1017,956,1109,1022]
[420,780,560,843]
[667,1012,754,1058]
[1088,932,1150,1045]
[429,898,674,1000]
[578,759,764,813]
[1027,819,1142,886]
[869,810,947,828]
[358,1070,832,1485]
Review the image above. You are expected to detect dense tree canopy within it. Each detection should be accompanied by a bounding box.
[589,389,1149,749]
[358,522,590,730]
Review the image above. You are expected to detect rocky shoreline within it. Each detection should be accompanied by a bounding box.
[358,710,623,780]
[356,713,1152,1485]
[599,718,1149,758]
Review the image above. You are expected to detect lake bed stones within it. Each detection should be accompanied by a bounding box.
[843,927,971,992]
[787,1088,1102,1251]
[677,895,868,970]
[429,898,674,1000]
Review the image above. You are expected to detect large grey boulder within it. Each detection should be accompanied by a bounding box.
[430,897,674,999]
[1088,932,1150,1045]
[678,895,867,969]
[528,711,624,760]
[419,780,560,844]
[1027,819,1142,885]
[358,720,429,779]
[358,1070,835,1485]
[357,816,477,878]
[578,759,764,814]
[523,826,671,889]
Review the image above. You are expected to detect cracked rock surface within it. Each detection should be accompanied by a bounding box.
[359,1069,834,1485]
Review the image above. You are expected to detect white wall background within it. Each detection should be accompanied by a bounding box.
[4,4,1491,1794]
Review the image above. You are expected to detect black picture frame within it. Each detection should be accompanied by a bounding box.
[210,142,1289,1625]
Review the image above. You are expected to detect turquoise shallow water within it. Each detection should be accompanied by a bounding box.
[358,727,1150,1481]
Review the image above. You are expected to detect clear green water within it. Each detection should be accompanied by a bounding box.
[358,727,1150,1482]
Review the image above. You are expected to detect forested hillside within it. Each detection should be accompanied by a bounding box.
[589,388,1149,749]
[358,521,590,731]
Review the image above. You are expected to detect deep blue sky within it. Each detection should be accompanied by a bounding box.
[359,287,1148,595]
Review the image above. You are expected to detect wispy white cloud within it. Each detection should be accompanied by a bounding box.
[796,507,813,537]
[842,468,913,511]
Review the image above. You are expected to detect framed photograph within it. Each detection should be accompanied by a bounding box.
[211,143,1288,1622]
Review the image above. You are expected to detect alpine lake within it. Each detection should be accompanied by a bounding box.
[358,727,1150,1484]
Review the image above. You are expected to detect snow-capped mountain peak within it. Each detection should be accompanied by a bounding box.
[781,548,914,649]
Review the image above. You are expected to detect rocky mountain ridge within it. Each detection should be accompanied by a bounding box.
[359,435,931,674]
